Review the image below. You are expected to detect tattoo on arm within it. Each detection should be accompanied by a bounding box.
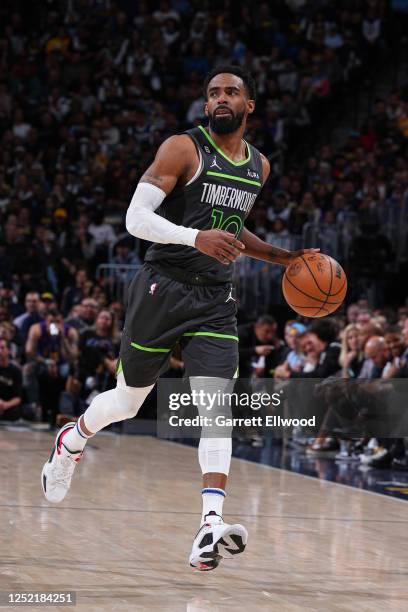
[268,244,291,265]
[140,172,165,187]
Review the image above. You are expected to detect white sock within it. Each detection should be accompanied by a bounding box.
[63,419,93,452]
[201,488,225,524]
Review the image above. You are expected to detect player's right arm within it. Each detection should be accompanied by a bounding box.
[125,135,244,265]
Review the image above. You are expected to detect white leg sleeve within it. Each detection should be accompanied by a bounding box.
[190,376,233,476]
[83,372,154,434]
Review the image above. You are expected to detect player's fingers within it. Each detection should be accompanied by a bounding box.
[230,236,245,250]
[221,243,242,258]
[219,232,245,250]
[213,249,230,265]
[219,249,236,263]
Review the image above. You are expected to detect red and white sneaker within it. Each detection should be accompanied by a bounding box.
[189,512,248,571]
[41,423,83,503]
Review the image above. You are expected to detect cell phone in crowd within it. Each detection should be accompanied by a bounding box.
[49,322,59,336]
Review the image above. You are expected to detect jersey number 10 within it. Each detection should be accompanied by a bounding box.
[211,208,243,239]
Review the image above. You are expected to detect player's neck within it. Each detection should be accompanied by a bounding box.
[207,126,247,163]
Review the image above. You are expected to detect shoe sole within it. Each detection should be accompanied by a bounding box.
[41,422,76,502]
[190,524,248,571]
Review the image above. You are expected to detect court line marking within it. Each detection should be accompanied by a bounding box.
[1,503,408,522]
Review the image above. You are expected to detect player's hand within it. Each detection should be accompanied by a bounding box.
[195,229,245,265]
[287,248,320,265]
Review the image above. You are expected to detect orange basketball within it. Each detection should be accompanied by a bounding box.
[282,254,347,318]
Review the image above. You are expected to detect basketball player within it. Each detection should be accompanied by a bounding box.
[41,65,317,571]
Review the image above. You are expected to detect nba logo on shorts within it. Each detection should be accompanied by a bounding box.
[149,283,158,295]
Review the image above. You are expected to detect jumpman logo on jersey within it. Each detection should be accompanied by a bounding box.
[210,155,222,170]
[225,289,236,303]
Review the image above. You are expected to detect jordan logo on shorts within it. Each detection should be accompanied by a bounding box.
[225,289,236,303]
[210,155,222,170]
[149,283,159,295]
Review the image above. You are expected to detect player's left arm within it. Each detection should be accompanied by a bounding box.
[240,154,319,266]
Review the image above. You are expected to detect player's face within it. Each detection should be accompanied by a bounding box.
[205,73,255,135]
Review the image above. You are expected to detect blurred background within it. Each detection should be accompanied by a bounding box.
[1,0,408,488]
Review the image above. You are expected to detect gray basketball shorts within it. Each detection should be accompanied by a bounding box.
[118,264,239,387]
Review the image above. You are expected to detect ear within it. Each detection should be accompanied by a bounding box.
[247,100,255,115]
[204,101,209,116]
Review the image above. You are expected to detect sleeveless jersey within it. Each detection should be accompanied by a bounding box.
[38,321,70,364]
[144,125,264,282]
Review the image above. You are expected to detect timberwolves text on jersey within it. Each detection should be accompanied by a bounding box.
[145,125,264,282]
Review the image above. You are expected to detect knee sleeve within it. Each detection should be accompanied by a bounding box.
[84,373,154,434]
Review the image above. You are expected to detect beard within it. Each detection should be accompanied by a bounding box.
[208,107,245,134]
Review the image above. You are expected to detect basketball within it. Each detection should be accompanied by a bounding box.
[282,254,347,318]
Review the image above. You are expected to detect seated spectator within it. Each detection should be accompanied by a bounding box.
[61,268,90,316]
[281,321,307,372]
[266,218,290,247]
[0,339,23,422]
[88,209,117,247]
[363,336,388,378]
[392,318,408,378]
[382,329,407,379]
[356,321,384,378]
[24,310,78,424]
[238,315,285,378]
[346,303,360,325]
[276,320,341,379]
[62,310,120,419]
[113,238,141,266]
[0,322,23,362]
[339,323,364,377]
[40,293,58,317]
[13,292,43,341]
[66,298,99,332]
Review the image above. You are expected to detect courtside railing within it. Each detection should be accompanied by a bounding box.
[96,260,289,316]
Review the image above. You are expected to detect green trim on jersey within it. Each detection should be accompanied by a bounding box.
[182,331,239,341]
[116,358,123,375]
[130,342,171,353]
[207,170,262,187]
[198,125,251,166]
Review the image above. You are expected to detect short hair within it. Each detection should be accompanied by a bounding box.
[308,319,338,344]
[256,315,276,326]
[203,64,256,100]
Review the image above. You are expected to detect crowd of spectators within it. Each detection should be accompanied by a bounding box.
[1,0,408,470]
[0,0,393,284]
[0,290,121,426]
[237,303,408,469]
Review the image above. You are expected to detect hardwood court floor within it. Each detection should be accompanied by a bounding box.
[1,430,408,611]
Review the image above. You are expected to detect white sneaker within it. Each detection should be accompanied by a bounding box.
[41,423,83,503]
[189,512,248,571]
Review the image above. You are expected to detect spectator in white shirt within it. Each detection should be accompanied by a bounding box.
[88,209,116,246]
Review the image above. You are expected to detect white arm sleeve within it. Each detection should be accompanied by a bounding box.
[125,182,199,247]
